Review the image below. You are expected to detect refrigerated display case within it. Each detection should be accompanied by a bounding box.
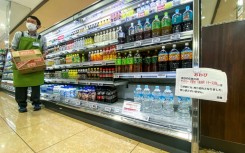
[3,0,201,152]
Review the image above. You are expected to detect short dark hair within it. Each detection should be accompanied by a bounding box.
[28,16,41,26]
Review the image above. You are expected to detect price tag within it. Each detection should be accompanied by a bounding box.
[64,99,70,103]
[101,62,106,66]
[171,33,181,40]
[90,104,98,109]
[152,37,161,43]
[134,75,141,78]
[118,45,123,50]
[134,41,142,47]
[114,74,119,78]
[122,101,141,113]
[75,100,81,106]
[104,107,112,112]
[157,74,167,78]
[98,83,103,86]
[86,82,91,85]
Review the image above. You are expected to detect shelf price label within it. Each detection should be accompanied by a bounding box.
[89,104,98,109]
[134,41,142,47]
[134,75,141,78]
[157,73,167,78]
[97,83,103,86]
[152,37,161,43]
[171,33,181,40]
[104,107,112,112]
[101,62,106,66]
[117,45,123,50]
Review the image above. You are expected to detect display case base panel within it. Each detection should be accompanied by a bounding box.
[42,99,191,153]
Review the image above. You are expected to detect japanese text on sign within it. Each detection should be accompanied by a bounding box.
[175,68,228,102]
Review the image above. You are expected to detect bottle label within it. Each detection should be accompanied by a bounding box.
[183,12,193,22]
[169,52,180,61]
[129,28,135,35]
[151,56,158,63]
[158,53,169,62]
[152,21,161,30]
[144,10,150,16]
[144,24,152,31]
[172,15,182,24]
[162,19,171,27]
[136,25,143,33]
[144,57,151,64]
[181,50,192,60]
[116,59,122,65]
[127,57,134,64]
[122,58,127,65]
[134,57,142,64]
[157,5,164,12]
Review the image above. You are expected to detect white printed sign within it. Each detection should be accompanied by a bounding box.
[175,68,228,102]
[122,101,149,121]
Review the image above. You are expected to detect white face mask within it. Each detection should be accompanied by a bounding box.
[26,22,37,31]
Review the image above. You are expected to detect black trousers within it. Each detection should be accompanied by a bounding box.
[15,86,41,107]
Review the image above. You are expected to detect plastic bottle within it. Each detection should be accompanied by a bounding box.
[115,27,119,40]
[140,3,145,16]
[143,51,151,72]
[136,4,141,16]
[133,50,142,72]
[169,44,180,71]
[122,53,127,72]
[108,29,112,41]
[135,20,143,41]
[112,28,116,40]
[151,49,158,72]
[178,96,191,119]
[142,85,152,113]
[183,6,193,31]
[162,86,174,116]
[152,15,161,37]
[158,46,169,71]
[172,9,183,33]
[127,51,134,72]
[152,86,163,114]
[161,12,172,35]
[128,23,135,42]
[116,53,122,73]
[144,1,150,16]
[88,52,91,62]
[181,43,192,68]
[118,26,125,44]
[144,18,152,39]
[134,85,143,103]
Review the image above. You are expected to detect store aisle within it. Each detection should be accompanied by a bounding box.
[0,91,167,153]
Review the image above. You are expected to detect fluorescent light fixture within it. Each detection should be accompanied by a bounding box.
[0,23,5,27]
[4,40,9,44]
[238,0,243,6]
[202,16,206,19]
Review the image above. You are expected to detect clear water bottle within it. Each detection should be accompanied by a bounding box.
[142,85,152,113]
[152,86,163,115]
[178,96,191,119]
[134,85,142,103]
[162,86,174,117]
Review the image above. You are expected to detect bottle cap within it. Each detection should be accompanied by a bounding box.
[175,9,179,13]
[155,86,159,89]
[146,18,149,22]
[173,44,176,48]
[138,20,141,24]
[162,46,165,49]
[164,12,168,16]
[137,85,141,88]
[166,86,170,90]
[131,23,134,26]
[155,15,158,19]
[145,85,149,88]
[186,6,190,11]
[185,43,189,46]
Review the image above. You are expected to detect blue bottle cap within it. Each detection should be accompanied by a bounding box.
[186,6,190,11]
[155,86,159,89]
[175,9,179,13]
[137,85,141,88]
[145,85,149,88]
[166,86,170,90]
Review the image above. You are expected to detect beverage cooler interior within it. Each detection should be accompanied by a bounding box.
[1,0,196,151]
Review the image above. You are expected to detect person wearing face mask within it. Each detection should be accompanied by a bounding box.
[11,16,47,113]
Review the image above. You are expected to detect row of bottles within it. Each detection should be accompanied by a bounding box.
[94,27,121,43]
[89,45,117,61]
[134,85,191,118]
[115,43,192,73]
[119,6,193,44]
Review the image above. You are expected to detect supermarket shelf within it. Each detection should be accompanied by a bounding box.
[1,78,13,81]
[116,31,193,51]
[46,39,118,59]
[44,78,127,86]
[114,72,176,79]
[46,0,193,49]
[46,60,115,70]
[3,70,13,73]
[41,93,192,141]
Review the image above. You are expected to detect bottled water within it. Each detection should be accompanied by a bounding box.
[152,86,163,115]
[162,86,174,117]
[142,85,152,113]
[134,85,142,103]
[178,96,191,119]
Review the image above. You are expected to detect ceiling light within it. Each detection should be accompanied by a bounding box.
[202,16,206,19]
[0,23,5,27]
[4,40,9,44]
[238,0,243,6]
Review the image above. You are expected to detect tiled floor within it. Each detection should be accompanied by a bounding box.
[0,91,168,153]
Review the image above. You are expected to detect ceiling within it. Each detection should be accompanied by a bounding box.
[0,0,43,42]
[201,0,218,26]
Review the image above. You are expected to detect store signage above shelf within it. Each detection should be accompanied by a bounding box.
[116,31,193,51]
[114,72,176,79]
